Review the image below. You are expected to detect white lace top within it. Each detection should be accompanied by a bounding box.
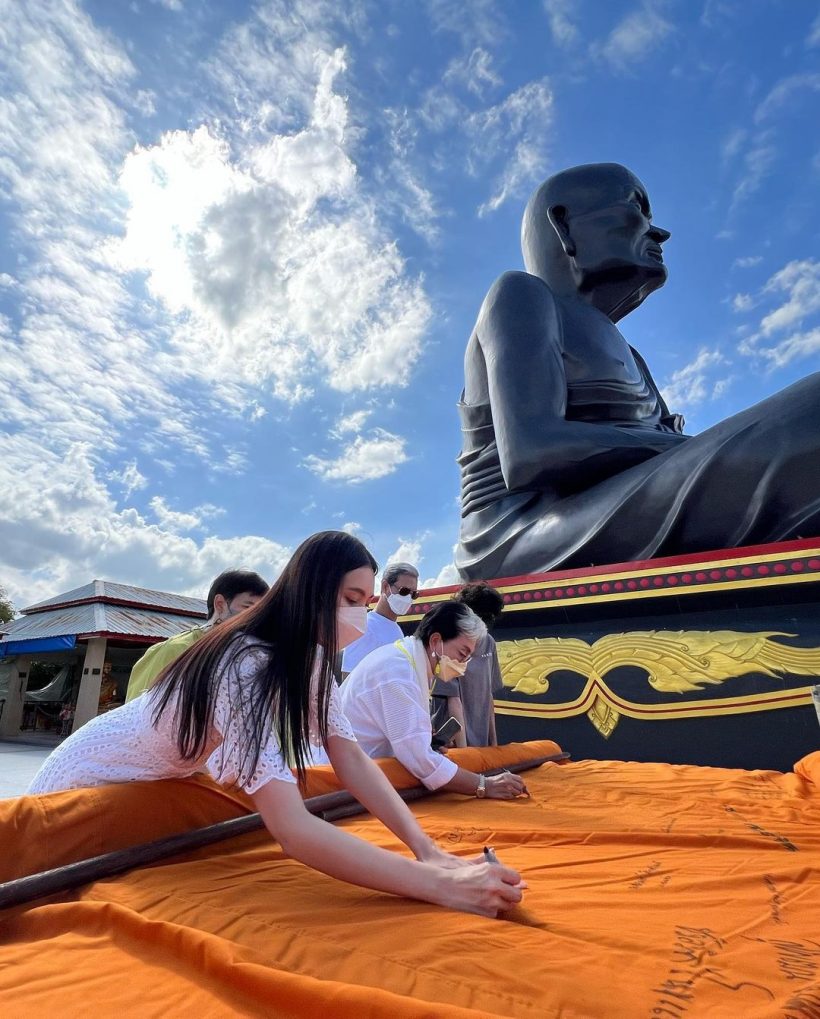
[28,635,356,796]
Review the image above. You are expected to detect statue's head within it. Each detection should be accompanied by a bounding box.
[521,163,671,321]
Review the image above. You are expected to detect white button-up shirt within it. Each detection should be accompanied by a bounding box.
[340,636,459,790]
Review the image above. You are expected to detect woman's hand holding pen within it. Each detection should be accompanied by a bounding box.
[432,856,527,917]
[484,771,527,798]
[417,842,476,870]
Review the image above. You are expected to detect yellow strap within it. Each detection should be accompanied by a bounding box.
[395,640,434,702]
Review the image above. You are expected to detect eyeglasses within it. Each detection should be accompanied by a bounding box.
[393,586,419,599]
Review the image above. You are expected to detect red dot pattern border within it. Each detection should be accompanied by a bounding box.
[407,556,820,615]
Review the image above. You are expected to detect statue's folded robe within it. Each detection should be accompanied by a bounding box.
[2,741,820,1018]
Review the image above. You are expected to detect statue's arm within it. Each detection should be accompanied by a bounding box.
[479,272,684,492]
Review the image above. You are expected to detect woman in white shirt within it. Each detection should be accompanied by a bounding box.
[28,531,524,919]
[340,602,526,799]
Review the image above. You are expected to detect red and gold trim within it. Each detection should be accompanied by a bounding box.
[402,538,820,618]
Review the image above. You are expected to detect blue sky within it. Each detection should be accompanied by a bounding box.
[1,0,819,609]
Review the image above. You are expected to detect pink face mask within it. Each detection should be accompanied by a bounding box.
[337,606,367,648]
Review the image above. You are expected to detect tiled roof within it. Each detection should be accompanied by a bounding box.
[24,580,206,616]
[0,603,205,643]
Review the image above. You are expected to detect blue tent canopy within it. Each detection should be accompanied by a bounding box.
[0,635,76,658]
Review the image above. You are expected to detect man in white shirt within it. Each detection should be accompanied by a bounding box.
[340,561,419,676]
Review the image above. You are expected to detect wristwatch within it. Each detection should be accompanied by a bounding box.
[475,775,487,798]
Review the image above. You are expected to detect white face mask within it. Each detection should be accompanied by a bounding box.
[337,606,368,648]
[387,591,413,615]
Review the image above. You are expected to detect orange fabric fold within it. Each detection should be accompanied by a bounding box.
[0,740,561,882]
[2,742,819,1018]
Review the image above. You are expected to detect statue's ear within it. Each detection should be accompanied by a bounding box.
[547,205,576,257]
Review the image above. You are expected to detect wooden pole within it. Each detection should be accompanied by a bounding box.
[0,753,566,911]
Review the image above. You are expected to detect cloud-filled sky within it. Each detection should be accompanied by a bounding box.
[1,0,818,608]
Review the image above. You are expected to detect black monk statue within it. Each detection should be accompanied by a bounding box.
[455,162,820,580]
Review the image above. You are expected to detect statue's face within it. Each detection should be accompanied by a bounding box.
[565,173,670,288]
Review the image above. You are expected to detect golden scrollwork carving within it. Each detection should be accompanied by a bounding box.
[496,631,820,736]
[586,695,621,739]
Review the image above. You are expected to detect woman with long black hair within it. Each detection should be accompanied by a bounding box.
[29,531,524,918]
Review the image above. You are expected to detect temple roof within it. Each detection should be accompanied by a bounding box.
[0,580,206,646]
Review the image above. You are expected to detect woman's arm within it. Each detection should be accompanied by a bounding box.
[325,735,437,860]
[251,775,525,917]
[439,766,525,798]
[446,695,467,748]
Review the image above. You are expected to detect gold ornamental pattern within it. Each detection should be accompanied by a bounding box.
[495,631,820,737]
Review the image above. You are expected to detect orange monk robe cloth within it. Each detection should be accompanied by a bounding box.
[1,740,819,1018]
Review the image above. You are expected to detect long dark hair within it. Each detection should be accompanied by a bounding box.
[152,531,378,783]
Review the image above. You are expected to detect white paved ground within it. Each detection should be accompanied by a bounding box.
[0,742,53,798]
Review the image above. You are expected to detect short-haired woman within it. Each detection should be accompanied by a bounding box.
[340,602,526,799]
[28,532,524,919]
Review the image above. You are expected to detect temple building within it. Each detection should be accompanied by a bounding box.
[0,581,205,742]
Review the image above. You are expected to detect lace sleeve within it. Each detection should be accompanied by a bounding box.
[327,678,357,743]
[208,642,296,795]
[307,668,357,748]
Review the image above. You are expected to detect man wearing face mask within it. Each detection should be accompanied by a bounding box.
[340,602,525,798]
[340,562,420,677]
[125,569,269,701]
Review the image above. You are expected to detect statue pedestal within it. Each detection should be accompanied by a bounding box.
[407,538,820,771]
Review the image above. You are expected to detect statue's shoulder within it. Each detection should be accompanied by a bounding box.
[486,270,556,302]
[477,271,560,343]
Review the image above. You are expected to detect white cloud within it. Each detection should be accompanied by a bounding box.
[425,0,506,47]
[386,535,428,569]
[730,137,777,211]
[593,3,673,72]
[381,107,442,245]
[758,260,820,337]
[544,0,579,47]
[304,428,408,483]
[661,348,727,411]
[763,327,820,368]
[148,496,224,533]
[736,259,820,367]
[754,73,820,124]
[109,460,148,498]
[423,558,461,589]
[722,73,818,222]
[720,127,747,164]
[333,409,372,435]
[732,292,754,312]
[416,47,552,217]
[0,1,435,610]
[1,2,432,470]
[809,13,820,48]
[443,47,502,96]
[732,255,762,269]
[469,79,554,216]
[342,521,362,535]
[0,0,216,462]
[700,0,736,28]
[116,52,432,403]
[134,89,156,116]
[0,438,290,608]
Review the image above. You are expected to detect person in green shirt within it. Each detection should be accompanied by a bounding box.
[125,569,269,701]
